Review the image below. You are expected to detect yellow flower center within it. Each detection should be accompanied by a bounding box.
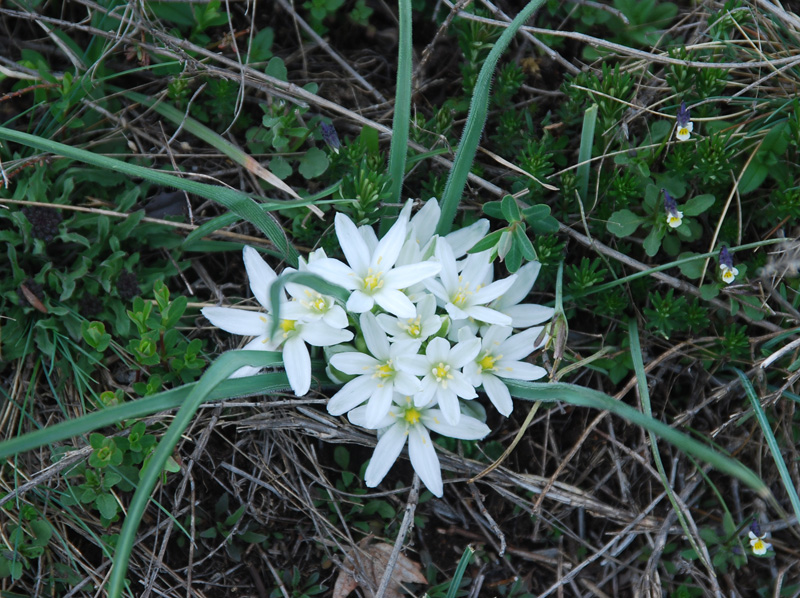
[478,353,499,372]
[374,361,394,379]
[279,319,296,335]
[402,316,421,337]
[363,268,385,292]
[432,362,452,386]
[722,269,735,283]
[667,214,682,228]
[403,407,421,425]
[678,127,689,137]
[753,539,765,552]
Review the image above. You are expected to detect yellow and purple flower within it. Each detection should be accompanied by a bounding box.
[663,189,683,228]
[748,521,772,556]
[719,246,739,284]
[675,101,693,141]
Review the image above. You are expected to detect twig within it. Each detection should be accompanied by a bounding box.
[374,475,420,598]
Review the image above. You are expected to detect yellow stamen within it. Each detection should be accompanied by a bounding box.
[432,363,452,387]
[363,268,384,292]
[373,361,394,379]
[403,407,421,424]
[279,319,296,335]
[478,353,498,372]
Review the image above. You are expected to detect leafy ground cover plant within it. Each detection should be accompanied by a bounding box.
[1,0,800,596]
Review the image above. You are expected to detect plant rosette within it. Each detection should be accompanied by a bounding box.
[203,199,553,496]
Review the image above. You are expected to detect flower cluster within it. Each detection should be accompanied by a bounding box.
[203,199,553,497]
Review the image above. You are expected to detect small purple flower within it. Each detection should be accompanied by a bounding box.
[663,189,683,228]
[321,122,340,154]
[675,101,693,141]
[748,520,771,556]
[719,246,738,284]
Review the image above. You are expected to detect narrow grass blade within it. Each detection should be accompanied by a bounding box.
[629,320,713,573]
[506,380,769,497]
[123,90,303,201]
[0,367,285,462]
[0,126,300,266]
[577,104,597,204]
[107,351,283,598]
[445,545,474,598]
[437,0,547,235]
[737,369,800,523]
[382,0,413,233]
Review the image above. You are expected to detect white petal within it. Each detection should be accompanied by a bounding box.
[437,388,461,425]
[422,409,491,440]
[447,372,478,400]
[409,198,440,246]
[499,327,541,361]
[408,425,443,497]
[384,261,442,290]
[393,371,422,395]
[373,289,416,319]
[309,258,360,290]
[449,337,481,367]
[435,239,459,292]
[361,312,390,359]
[243,246,278,308]
[322,305,349,329]
[422,278,449,303]
[299,321,354,347]
[330,352,379,375]
[494,261,540,308]
[365,383,394,428]
[472,275,518,305]
[426,337,450,363]
[346,290,375,313]
[414,378,437,407]
[504,304,555,328]
[464,305,513,326]
[348,404,395,429]
[495,360,548,381]
[481,374,513,416]
[283,336,311,396]
[398,354,430,377]
[371,215,407,271]
[335,212,370,274]
[327,376,376,415]
[364,423,408,488]
[444,302,470,322]
[202,307,270,337]
[444,218,489,257]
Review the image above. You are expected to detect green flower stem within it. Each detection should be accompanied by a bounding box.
[438,0,547,235]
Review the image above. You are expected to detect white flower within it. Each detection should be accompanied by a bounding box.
[489,261,555,328]
[748,530,772,556]
[401,335,481,425]
[282,282,349,329]
[425,240,516,326]
[202,246,353,396]
[349,394,491,497]
[463,326,548,416]
[376,293,442,343]
[309,212,441,319]
[327,312,422,427]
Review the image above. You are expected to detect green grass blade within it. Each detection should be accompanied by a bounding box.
[736,368,800,522]
[437,0,547,235]
[0,361,285,462]
[506,380,769,497]
[0,126,300,266]
[382,0,413,233]
[445,545,474,598]
[577,104,598,204]
[107,351,283,598]
[629,320,712,572]
[268,271,350,337]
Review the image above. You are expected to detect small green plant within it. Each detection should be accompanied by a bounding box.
[270,567,326,598]
[0,511,52,580]
[197,494,268,561]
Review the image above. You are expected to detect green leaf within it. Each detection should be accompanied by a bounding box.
[95,493,119,520]
[334,446,349,469]
[483,200,504,219]
[265,57,287,81]
[269,156,292,180]
[512,224,537,260]
[500,194,521,222]
[643,227,663,257]
[699,284,719,300]
[468,229,505,254]
[248,27,274,63]
[676,252,704,279]
[606,209,645,237]
[738,163,769,195]
[682,194,715,216]
[298,147,330,179]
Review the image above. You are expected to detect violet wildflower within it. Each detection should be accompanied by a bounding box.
[663,190,683,228]
[675,101,693,141]
[321,122,340,154]
[748,520,772,556]
[719,246,739,284]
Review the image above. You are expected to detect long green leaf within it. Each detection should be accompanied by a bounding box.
[0,126,300,266]
[382,0,413,233]
[268,271,350,337]
[577,104,598,203]
[737,369,800,522]
[437,0,547,235]
[0,367,286,462]
[107,351,283,597]
[507,380,768,496]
